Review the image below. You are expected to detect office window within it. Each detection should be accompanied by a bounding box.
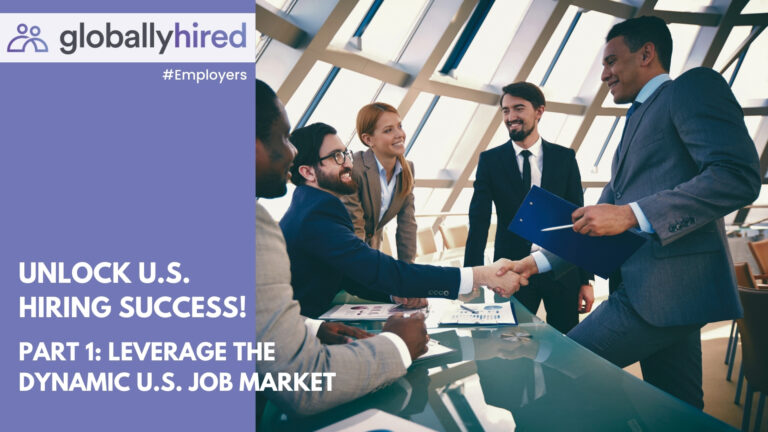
[332,0,430,62]
[655,0,715,12]
[730,29,768,104]
[282,62,333,128]
[441,0,532,85]
[529,8,617,101]
[742,1,768,13]
[667,23,701,77]
[407,96,478,179]
[538,112,583,148]
[577,115,624,183]
[305,69,384,144]
[713,26,753,72]
[330,0,375,49]
[255,37,304,92]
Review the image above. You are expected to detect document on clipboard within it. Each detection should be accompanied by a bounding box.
[508,186,646,279]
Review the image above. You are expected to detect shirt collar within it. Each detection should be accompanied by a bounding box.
[374,154,402,178]
[635,73,671,103]
[512,135,542,159]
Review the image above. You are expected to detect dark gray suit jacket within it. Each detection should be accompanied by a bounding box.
[547,67,760,327]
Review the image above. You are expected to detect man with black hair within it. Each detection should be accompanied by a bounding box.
[255,79,431,417]
[465,81,593,334]
[504,16,760,409]
[280,122,528,319]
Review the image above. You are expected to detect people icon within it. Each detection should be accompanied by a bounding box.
[7,24,49,53]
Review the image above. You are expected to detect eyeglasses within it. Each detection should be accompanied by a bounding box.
[318,149,353,166]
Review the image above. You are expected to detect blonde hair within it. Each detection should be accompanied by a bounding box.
[356,102,414,199]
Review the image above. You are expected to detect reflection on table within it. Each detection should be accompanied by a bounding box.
[259,297,735,431]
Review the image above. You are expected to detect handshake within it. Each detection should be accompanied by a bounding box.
[470,255,540,298]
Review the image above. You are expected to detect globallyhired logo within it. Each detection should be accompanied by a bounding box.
[59,21,247,54]
[7,23,49,53]
[6,21,247,55]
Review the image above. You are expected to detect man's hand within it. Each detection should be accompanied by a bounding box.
[317,322,372,345]
[578,284,594,313]
[571,204,637,236]
[392,296,428,309]
[495,255,539,279]
[474,259,529,298]
[382,313,429,360]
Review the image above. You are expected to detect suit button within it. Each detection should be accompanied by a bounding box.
[616,192,622,200]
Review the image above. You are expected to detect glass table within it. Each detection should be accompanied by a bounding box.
[259,297,735,431]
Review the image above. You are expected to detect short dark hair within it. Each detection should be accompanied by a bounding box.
[606,16,672,72]
[256,79,279,142]
[500,82,546,109]
[289,122,337,186]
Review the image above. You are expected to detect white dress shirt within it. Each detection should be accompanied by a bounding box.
[512,136,543,189]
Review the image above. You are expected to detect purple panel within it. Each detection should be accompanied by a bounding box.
[1,56,254,432]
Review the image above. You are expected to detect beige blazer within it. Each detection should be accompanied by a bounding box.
[341,149,417,263]
[255,202,406,416]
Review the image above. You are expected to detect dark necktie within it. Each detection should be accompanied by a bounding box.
[520,149,532,191]
[618,101,642,154]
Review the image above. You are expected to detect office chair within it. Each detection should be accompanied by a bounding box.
[737,286,768,431]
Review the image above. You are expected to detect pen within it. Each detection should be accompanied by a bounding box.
[460,304,479,314]
[541,223,574,232]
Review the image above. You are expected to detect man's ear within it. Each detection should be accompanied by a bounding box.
[535,105,545,121]
[298,165,315,183]
[640,42,655,65]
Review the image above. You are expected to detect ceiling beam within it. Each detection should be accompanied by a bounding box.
[256,1,310,49]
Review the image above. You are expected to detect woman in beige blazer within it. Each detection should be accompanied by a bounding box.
[342,102,417,263]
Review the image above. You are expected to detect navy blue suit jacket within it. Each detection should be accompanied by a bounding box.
[280,186,460,318]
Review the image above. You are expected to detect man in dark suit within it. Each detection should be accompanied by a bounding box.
[280,122,527,318]
[465,82,593,333]
[504,17,760,409]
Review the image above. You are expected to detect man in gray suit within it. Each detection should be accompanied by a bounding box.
[499,16,760,409]
[255,79,429,417]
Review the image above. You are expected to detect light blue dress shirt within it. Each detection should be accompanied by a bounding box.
[533,73,671,273]
[374,155,403,223]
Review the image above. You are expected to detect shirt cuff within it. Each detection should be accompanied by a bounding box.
[379,332,412,369]
[629,202,655,233]
[458,267,474,295]
[304,318,323,337]
[532,251,552,273]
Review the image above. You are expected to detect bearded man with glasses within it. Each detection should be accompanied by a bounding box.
[279,122,528,318]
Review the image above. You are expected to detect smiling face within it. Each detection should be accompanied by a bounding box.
[601,36,646,104]
[362,111,406,159]
[501,94,543,144]
[314,133,358,195]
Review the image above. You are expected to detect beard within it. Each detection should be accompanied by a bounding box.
[507,121,534,142]
[317,167,358,195]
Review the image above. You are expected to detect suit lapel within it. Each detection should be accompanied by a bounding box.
[501,141,525,192]
[380,178,403,224]
[540,140,556,191]
[612,81,671,181]
[362,149,382,225]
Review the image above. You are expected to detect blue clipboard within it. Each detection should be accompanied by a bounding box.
[508,186,646,279]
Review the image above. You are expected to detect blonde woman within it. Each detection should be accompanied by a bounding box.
[342,102,417,264]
